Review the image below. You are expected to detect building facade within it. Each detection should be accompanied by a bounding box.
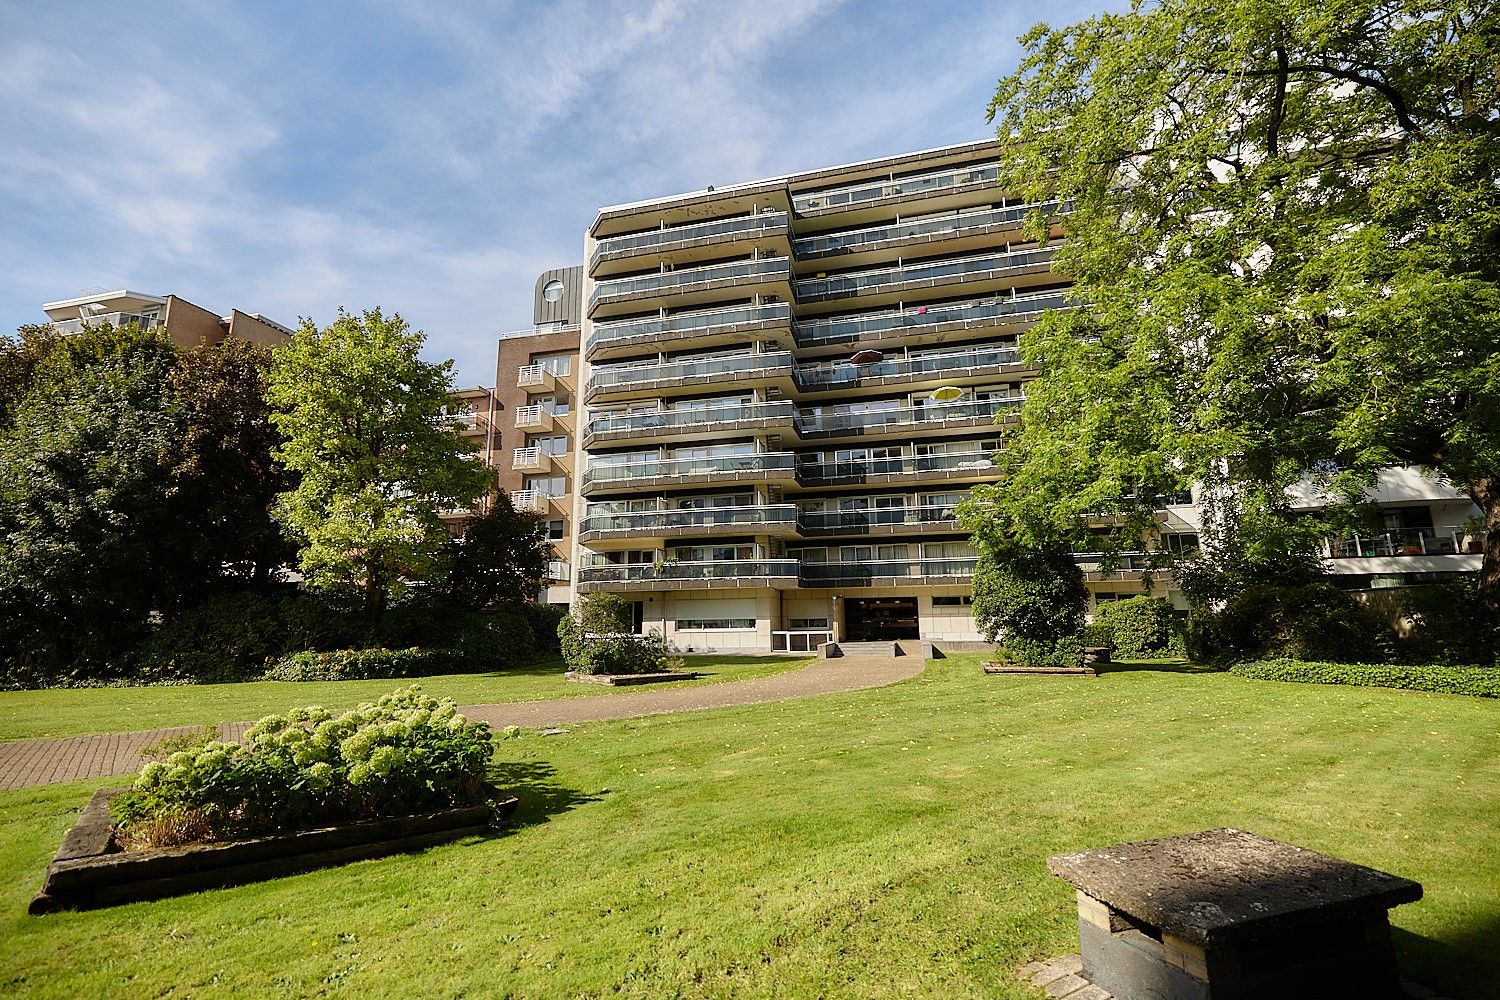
[42,289,291,348]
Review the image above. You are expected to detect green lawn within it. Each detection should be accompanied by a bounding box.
[2,654,1497,999]
[0,655,811,742]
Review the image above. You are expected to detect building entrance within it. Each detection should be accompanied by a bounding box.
[844,597,919,641]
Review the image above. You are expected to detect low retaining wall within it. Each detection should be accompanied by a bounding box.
[564,670,701,686]
[31,788,517,914]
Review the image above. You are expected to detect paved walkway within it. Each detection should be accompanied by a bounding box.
[0,656,922,791]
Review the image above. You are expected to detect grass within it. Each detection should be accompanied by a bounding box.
[0,655,811,742]
[1,654,1497,999]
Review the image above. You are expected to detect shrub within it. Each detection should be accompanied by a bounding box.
[972,545,1087,668]
[557,596,667,676]
[1185,583,1389,664]
[1231,658,1500,698]
[1080,623,1115,650]
[112,686,502,847]
[1383,581,1500,666]
[264,647,465,682]
[523,602,567,655]
[1093,596,1183,658]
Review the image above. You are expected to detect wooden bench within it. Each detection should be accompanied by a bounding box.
[1047,828,1423,1000]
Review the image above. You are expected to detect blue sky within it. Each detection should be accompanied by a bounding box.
[0,0,1116,386]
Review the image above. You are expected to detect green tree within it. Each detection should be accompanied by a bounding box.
[266,308,491,620]
[970,543,1088,667]
[0,323,61,429]
[441,491,550,610]
[977,2,1500,607]
[163,339,297,597]
[0,326,183,674]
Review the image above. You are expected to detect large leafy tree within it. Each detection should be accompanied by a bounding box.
[0,326,183,672]
[971,2,1500,607]
[266,308,492,620]
[441,491,550,610]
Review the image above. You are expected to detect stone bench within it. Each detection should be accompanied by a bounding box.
[1047,828,1423,1000]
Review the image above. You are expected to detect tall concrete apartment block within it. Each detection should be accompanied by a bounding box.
[571,139,1066,650]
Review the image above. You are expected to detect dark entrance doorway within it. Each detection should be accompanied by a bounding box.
[844,597,919,641]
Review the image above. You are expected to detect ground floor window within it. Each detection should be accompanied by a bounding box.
[931,596,973,607]
[676,619,756,630]
[788,617,829,629]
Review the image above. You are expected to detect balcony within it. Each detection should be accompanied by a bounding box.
[1324,528,1482,575]
[794,247,1057,307]
[795,397,1020,443]
[49,312,164,335]
[793,162,999,217]
[583,401,797,448]
[577,559,800,592]
[509,489,545,513]
[579,504,800,544]
[590,211,790,275]
[581,451,798,496]
[1073,552,1157,583]
[512,447,550,471]
[793,201,1062,263]
[584,350,796,404]
[587,256,793,317]
[517,364,557,391]
[794,291,1069,349]
[794,344,1024,393]
[794,450,999,487]
[796,504,962,536]
[586,302,791,361]
[798,558,978,586]
[514,405,554,431]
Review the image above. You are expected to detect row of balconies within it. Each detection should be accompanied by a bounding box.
[576,502,964,544]
[575,557,979,592]
[579,449,998,497]
[586,245,1059,321]
[585,288,1067,363]
[582,343,1030,405]
[580,396,1020,449]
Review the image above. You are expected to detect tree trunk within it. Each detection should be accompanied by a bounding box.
[1469,476,1500,615]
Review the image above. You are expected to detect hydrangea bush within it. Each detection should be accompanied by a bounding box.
[112,686,500,847]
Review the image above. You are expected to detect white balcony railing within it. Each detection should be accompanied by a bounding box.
[515,404,551,429]
[517,364,553,388]
[513,447,545,470]
[510,490,543,513]
[547,559,572,582]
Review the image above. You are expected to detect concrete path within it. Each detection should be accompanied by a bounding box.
[0,655,922,791]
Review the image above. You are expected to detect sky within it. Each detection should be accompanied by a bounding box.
[0,0,1118,387]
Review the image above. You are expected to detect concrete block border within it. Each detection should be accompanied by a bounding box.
[564,670,701,686]
[30,787,518,914]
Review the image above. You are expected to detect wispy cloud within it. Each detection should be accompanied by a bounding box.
[0,0,1120,384]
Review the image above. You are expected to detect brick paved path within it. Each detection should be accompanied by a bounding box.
[0,656,921,791]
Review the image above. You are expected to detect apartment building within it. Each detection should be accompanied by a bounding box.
[42,289,291,347]
[487,267,585,606]
[565,140,1075,650]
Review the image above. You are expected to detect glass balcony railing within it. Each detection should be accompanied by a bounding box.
[796,504,962,532]
[794,291,1067,346]
[799,558,978,584]
[795,248,1056,302]
[793,201,1060,258]
[588,351,794,393]
[581,505,799,535]
[1071,552,1156,577]
[794,397,1020,435]
[589,302,791,349]
[589,257,790,308]
[794,345,1020,389]
[586,401,796,439]
[583,451,797,488]
[592,212,789,262]
[1327,529,1466,559]
[579,560,800,584]
[795,450,997,483]
[50,312,164,335]
[793,162,999,213]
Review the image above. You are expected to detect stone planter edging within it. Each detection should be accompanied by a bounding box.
[31,787,518,914]
[564,670,702,686]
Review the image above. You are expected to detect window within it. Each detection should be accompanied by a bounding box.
[528,434,569,456]
[932,596,974,607]
[533,352,572,376]
[542,279,566,303]
[676,619,756,630]
[533,394,570,416]
[526,475,566,497]
[544,519,565,541]
[788,617,829,629]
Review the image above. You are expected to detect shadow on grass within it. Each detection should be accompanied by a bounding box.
[1393,918,1500,1000]
[488,759,600,830]
[675,654,811,678]
[1094,659,1224,675]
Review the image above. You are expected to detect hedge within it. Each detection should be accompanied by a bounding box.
[1231,658,1500,698]
[1092,596,1183,658]
[264,648,466,682]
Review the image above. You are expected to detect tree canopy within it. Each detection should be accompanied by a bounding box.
[969,1,1500,607]
[266,308,492,619]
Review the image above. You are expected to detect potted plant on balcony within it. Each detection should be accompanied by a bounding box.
[1460,515,1485,555]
